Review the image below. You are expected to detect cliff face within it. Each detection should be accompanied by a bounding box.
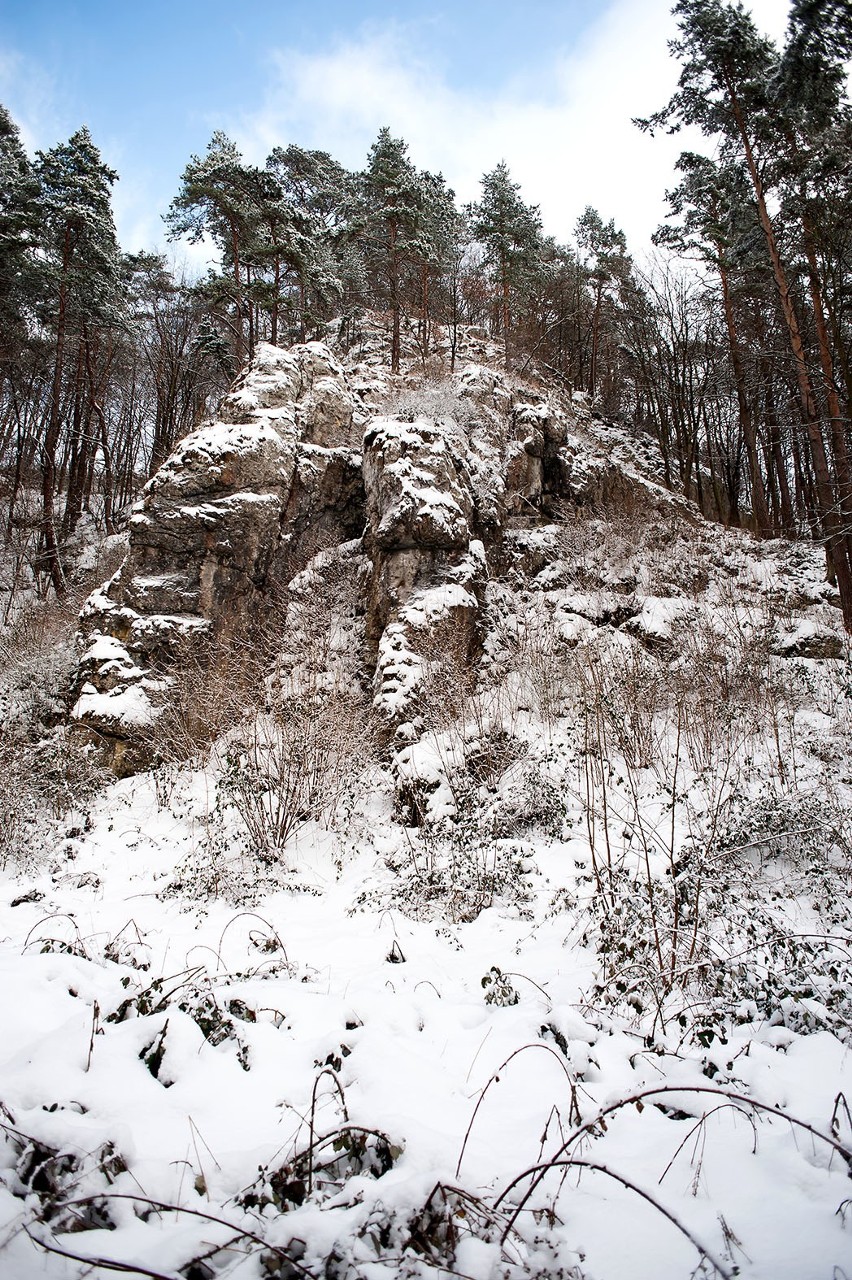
[69,323,696,771]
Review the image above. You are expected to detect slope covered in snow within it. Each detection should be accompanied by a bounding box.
[1,320,851,1280]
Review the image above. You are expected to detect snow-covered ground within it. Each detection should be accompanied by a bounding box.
[1,745,850,1280]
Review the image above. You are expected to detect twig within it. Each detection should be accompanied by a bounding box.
[494,1081,852,1237]
[496,1158,735,1278]
[456,1043,576,1179]
[24,1225,180,1280]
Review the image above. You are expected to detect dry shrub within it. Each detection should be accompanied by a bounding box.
[0,726,108,871]
[576,641,669,771]
[187,550,373,864]
[668,596,805,777]
[146,542,366,769]
[272,545,366,696]
[386,379,479,433]
[415,613,478,731]
[551,500,710,598]
[146,628,273,767]
[497,604,568,730]
[0,559,121,868]
[218,688,371,863]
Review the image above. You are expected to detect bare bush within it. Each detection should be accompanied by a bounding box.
[558,587,850,1038]
[147,544,366,770]
[218,689,370,863]
[578,640,669,771]
[414,613,526,808]
[144,628,275,768]
[272,545,367,698]
[0,723,109,871]
[668,596,805,778]
[550,501,713,599]
[496,603,570,731]
[386,379,479,434]
[382,817,534,923]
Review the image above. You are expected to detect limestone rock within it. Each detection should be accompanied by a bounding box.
[71,341,360,768]
[363,416,473,554]
[69,321,664,772]
[772,617,846,660]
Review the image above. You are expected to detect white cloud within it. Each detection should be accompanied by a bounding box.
[231,0,788,252]
[0,46,65,153]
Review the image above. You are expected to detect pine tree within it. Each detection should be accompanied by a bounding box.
[0,105,41,383]
[360,128,429,374]
[470,162,542,368]
[414,170,462,360]
[638,0,852,630]
[575,207,632,400]
[124,252,226,476]
[525,237,585,386]
[774,0,852,565]
[35,126,122,591]
[266,145,355,339]
[166,132,254,362]
[655,154,777,534]
[237,164,312,346]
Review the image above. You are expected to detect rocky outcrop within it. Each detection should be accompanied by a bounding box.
[72,342,361,770]
[362,412,487,722]
[71,323,659,771]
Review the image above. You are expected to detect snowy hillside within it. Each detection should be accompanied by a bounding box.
[1,323,851,1280]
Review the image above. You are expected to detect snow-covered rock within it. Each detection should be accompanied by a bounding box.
[71,317,845,781]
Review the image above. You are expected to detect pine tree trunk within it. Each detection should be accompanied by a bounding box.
[42,223,71,597]
[589,280,603,398]
[501,255,511,370]
[421,265,430,360]
[230,222,245,365]
[389,221,401,375]
[62,341,88,539]
[84,336,115,535]
[762,372,794,533]
[716,255,771,535]
[271,255,280,346]
[726,76,852,628]
[801,210,852,561]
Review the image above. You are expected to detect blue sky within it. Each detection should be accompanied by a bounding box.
[1,0,789,263]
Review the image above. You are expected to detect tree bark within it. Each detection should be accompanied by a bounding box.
[725,73,852,627]
[41,222,71,596]
[716,255,771,535]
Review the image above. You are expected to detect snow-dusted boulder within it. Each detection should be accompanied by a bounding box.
[363,416,473,554]
[772,614,846,660]
[361,410,485,721]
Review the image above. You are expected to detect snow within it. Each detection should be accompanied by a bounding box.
[70,681,155,730]
[148,420,296,499]
[625,595,700,645]
[365,415,473,551]
[374,621,425,721]
[14,589,852,1279]
[400,582,478,626]
[2,777,850,1279]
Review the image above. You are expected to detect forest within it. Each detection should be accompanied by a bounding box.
[1,0,852,623]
